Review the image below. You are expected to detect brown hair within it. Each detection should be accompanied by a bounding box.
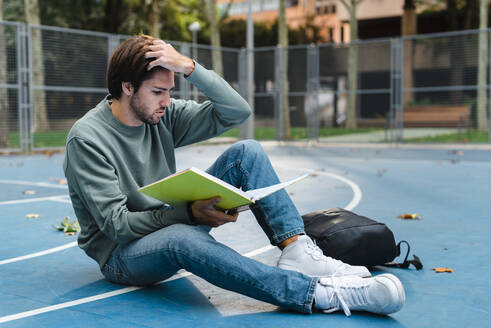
[107,34,166,99]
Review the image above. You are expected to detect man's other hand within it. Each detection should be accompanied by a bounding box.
[191,197,239,227]
[145,40,195,75]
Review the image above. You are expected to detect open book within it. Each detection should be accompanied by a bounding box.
[138,167,309,211]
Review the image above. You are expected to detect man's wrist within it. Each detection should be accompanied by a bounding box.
[187,201,197,224]
[183,58,195,76]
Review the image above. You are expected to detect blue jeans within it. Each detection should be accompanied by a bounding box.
[101,140,317,313]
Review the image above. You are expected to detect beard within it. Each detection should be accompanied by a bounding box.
[129,92,164,125]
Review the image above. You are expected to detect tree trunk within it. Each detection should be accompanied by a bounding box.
[278,0,290,139]
[146,0,160,38]
[0,0,10,147]
[25,0,50,133]
[402,0,416,106]
[342,0,359,129]
[477,0,488,131]
[447,0,464,104]
[205,0,223,76]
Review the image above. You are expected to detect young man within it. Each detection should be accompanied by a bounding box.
[63,34,405,316]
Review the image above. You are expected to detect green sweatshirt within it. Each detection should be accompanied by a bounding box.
[63,62,251,268]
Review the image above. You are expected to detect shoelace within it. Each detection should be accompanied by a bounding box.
[321,277,369,316]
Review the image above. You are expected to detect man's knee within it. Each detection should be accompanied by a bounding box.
[231,139,264,157]
[151,224,212,249]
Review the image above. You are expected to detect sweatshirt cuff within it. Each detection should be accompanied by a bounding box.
[158,202,193,225]
[184,61,215,93]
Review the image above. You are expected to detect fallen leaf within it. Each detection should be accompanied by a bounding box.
[397,213,421,220]
[25,214,40,219]
[23,190,37,195]
[50,177,67,185]
[53,216,81,234]
[432,267,454,273]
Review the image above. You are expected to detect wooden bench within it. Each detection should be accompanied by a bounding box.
[403,105,471,128]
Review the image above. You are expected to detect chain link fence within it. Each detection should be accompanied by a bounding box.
[0,21,27,153]
[1,22,490,153]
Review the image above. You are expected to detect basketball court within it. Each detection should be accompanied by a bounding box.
[1,142,490,327]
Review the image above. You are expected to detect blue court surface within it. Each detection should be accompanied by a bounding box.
[1,142,490,327]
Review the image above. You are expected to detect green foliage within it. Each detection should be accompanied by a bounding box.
[405,130,488,143]
[221,127,381,140]
[219,18,323,48]
[53,216,81,233]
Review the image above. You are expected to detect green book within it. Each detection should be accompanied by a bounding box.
[138,167,309,211]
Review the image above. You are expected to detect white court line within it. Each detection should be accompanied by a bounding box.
[0,245,275,324]
[0,195,69,206]
[0,180,68,189]
[0,195,75,265]
[0,242,78,265]
[0,169,362,323]
[274,165,362,212]
[48,197,72,204]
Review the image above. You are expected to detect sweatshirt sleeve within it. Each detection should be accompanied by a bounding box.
[167,61,251,147]
[64,137,192,244]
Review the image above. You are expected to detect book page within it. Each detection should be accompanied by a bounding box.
[244,174,309,201]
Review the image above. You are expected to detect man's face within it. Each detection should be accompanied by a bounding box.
[129,70,175,125]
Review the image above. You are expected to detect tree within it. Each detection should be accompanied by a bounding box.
[204,0,223,76]
[339,0,363,129]
[402,0,417,105]
[25,0,50,133]
[146,0,161,38]
[0,0,10,147]
[278,0,290,139]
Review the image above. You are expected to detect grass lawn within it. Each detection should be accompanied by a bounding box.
[8,130,69,149]
[405,130,489,143]
[6,127,380,149]
[221,127,381,140]
[6,128,488,149]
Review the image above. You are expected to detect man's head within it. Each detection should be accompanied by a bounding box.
[107,35,174,125]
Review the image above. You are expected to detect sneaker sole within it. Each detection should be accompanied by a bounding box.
[278,262,371,278]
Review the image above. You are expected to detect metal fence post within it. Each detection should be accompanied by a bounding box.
[18,23,30,153]
[306,44,320,141]
[238,47,253,139]
[107,34,119,64]
[274,45,285,140]
[390,38,403,143]
[180,42,191,100]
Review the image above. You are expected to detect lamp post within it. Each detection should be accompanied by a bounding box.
[239,0,255,139]
[189,21,201,101]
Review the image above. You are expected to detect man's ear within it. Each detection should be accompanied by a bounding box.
[121,82,134,97]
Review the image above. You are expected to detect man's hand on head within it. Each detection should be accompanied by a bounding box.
[190,197,239,228]
[145,40,195,75]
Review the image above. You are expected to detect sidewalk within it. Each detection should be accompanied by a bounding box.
[202,128,491,150]
[318,128,459,143]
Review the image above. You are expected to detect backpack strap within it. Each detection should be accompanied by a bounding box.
[383,240,423,270]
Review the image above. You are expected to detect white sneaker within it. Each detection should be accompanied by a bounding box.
[314,274,405,316]
[277,235,371,278]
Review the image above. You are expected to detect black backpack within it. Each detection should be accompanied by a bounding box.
[302,208,422,270]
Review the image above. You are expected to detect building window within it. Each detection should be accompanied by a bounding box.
[328,28,333,42]
[287,0,298,7]
[328,4,336,14]
[340,26,344,43]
